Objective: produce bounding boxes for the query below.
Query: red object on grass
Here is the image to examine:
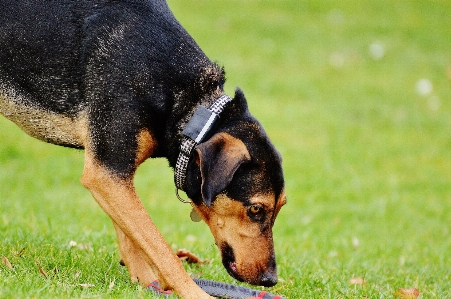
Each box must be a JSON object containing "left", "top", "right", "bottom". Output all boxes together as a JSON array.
[{"left": 148, "top": 280, "right": 173, "bottom": 296}]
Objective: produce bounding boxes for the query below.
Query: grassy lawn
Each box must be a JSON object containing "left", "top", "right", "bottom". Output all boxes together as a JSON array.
[{"left": 1, "top": 0, "right": 451, "bottom": 298}]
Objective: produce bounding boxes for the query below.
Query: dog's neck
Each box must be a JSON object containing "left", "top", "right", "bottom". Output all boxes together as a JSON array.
[{"left": 174, "top": 94, "right": 233, "bottom": 200}]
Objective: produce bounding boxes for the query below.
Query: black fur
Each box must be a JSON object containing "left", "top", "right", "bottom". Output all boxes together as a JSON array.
[
  {"left": 0, "top": 0, "right": 223, "bottom": 177},
  {"left": 0, "top": 0, "right": 285, "bottom": 210},
  {"left": 0, "top": 0, "right": 283, "bottom": 200},
  {"left": 185, "top": 89, "right": 285, "bottom": 208},
  {"left": 0, "top": 1, "right": 285, "bottom": 287}
]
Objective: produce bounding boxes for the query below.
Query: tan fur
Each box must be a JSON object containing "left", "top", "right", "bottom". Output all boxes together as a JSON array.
[
  {"left": 192, "top": 132, "right": 285, "bottom": 285},
  {"left": 114, "top": 128, "right": 159, "bottom": 286},
  {"left": 195, "top": 132, "right": 251, "bottom": 169},
  {"left": 275, "top": 191, "right": 287, "bottom": 219},
  {"left": 135, "top": 129, "right": 156, "bottom": 167},
  {"left": 0, "top": 89, "right": 88, "bottom": 147},
  {"left": 216, "top": 132, "right": 251, "bottom": 161},
  {"left": 113, "top": 222, "right": 158, "bottom": 285},
  {"left": 193, "top": 191, "right": 286, "bottom": 285},
  {"left": 80, "top": 150, "right": 212, "bottom": 298}
]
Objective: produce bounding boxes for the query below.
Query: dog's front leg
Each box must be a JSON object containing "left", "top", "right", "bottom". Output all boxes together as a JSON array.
[
  {"left": 113, "top": 222, "right": 157, "bottom": 286},
  {"left": 81, "top": 152, "right": 212, "bottom": 299}
]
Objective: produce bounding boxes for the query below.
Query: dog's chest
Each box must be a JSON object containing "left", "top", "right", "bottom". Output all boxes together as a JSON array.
[{"left": 0, "top": 85, "right": 87, "bottom": 148}]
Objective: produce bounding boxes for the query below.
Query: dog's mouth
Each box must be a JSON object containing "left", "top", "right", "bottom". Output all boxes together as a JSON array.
[
  {"left": 221, "top": 243, "right": 244, "bottom": 282},
  {"left": 220, "top": 242, "right": 279, "bottom": 287}
]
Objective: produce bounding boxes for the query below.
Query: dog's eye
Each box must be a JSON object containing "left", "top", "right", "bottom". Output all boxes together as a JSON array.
[
  {"left": 247, "top": 205, "right": 265, "bottom": 222},
  {"left": 249, "top": 205, "right": 261, "bottom": 214}
]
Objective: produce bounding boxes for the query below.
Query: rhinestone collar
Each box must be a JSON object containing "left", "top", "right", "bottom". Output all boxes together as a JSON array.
[{"left": 174, "top": 94, "right": 233, "bottom": 202}]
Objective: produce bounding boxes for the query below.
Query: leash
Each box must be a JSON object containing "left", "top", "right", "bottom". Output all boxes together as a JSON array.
[
  {"left": 192, "top": 278, "right": 286, "bottom": 299},
  {"left": 174, "top": 94, "right": 233, "bottom": 203},
  {"left": 148, "top": 279, "right": 286, "bottom": 299}
]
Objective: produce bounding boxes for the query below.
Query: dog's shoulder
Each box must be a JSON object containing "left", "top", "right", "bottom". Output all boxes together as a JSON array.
[{"left": 0, "top": 0, "right": 210, "bottom": 115}]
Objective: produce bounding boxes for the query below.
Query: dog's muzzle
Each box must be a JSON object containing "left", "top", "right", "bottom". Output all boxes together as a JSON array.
[{"left": 221, "top": 243, "right": 278, "bottom": 287}]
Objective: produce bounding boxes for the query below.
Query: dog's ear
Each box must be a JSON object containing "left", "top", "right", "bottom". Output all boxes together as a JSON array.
[
  {"left": 195, "top": 132, "right": 251, "bottom": 207},
  {"left": 233, "top": 87, "right": 249, "bottom": 112}
]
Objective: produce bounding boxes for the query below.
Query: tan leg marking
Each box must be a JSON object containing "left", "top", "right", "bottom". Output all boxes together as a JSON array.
[
  {"left": 112, "top": 129, "right": 159, "bottom": 286},
  {"left": 80, "top": 150, "right": 212, "bottom": 298},
  {"left": 135, "top": 129, "right": 156, "bottom": 167},
  {"left": 113, "top": 222, "right": 157, "bottom": 285}
]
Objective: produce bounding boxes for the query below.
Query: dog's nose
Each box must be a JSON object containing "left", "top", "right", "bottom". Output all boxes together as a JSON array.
[{"left": 259, "top": 270, "right": 278, "bottom": 287}]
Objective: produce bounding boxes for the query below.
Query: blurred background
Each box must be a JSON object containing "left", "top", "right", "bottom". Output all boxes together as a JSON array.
[{"left": 1, "top": 1, "right": 451, "bottom": 298}]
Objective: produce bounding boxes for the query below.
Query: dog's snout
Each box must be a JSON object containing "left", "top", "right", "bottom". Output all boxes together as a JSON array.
[{"left": 259, "top": 269, "right": 278, "bottom": 287}]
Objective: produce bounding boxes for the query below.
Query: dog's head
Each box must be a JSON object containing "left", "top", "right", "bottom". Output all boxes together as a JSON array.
[{"left": 186, "top": 89, "right": 286, "bottom": 286}]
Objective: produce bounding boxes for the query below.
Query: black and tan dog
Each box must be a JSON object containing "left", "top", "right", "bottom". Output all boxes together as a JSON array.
[{"left": 0, "top": 1, "right": 286, "bottom": 298}]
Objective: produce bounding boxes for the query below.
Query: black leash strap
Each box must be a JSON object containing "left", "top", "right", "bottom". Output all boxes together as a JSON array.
[{"left": 148, "top": 279, "right": 286, "bottom": 299}]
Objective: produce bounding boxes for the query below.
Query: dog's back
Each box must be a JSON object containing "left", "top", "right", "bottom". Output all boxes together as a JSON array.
[{"left": 0, "top": 0, "right": 215, "bottom": 150}]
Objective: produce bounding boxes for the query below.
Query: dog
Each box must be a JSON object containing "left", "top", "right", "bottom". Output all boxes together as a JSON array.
[{"left": 0, "top": 1, "right": 286, "bottom": 298}]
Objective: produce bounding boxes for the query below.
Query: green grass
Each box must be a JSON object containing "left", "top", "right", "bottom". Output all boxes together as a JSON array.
[{"left": 1, "top": 0, "right": 451, "bottom": 298}]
